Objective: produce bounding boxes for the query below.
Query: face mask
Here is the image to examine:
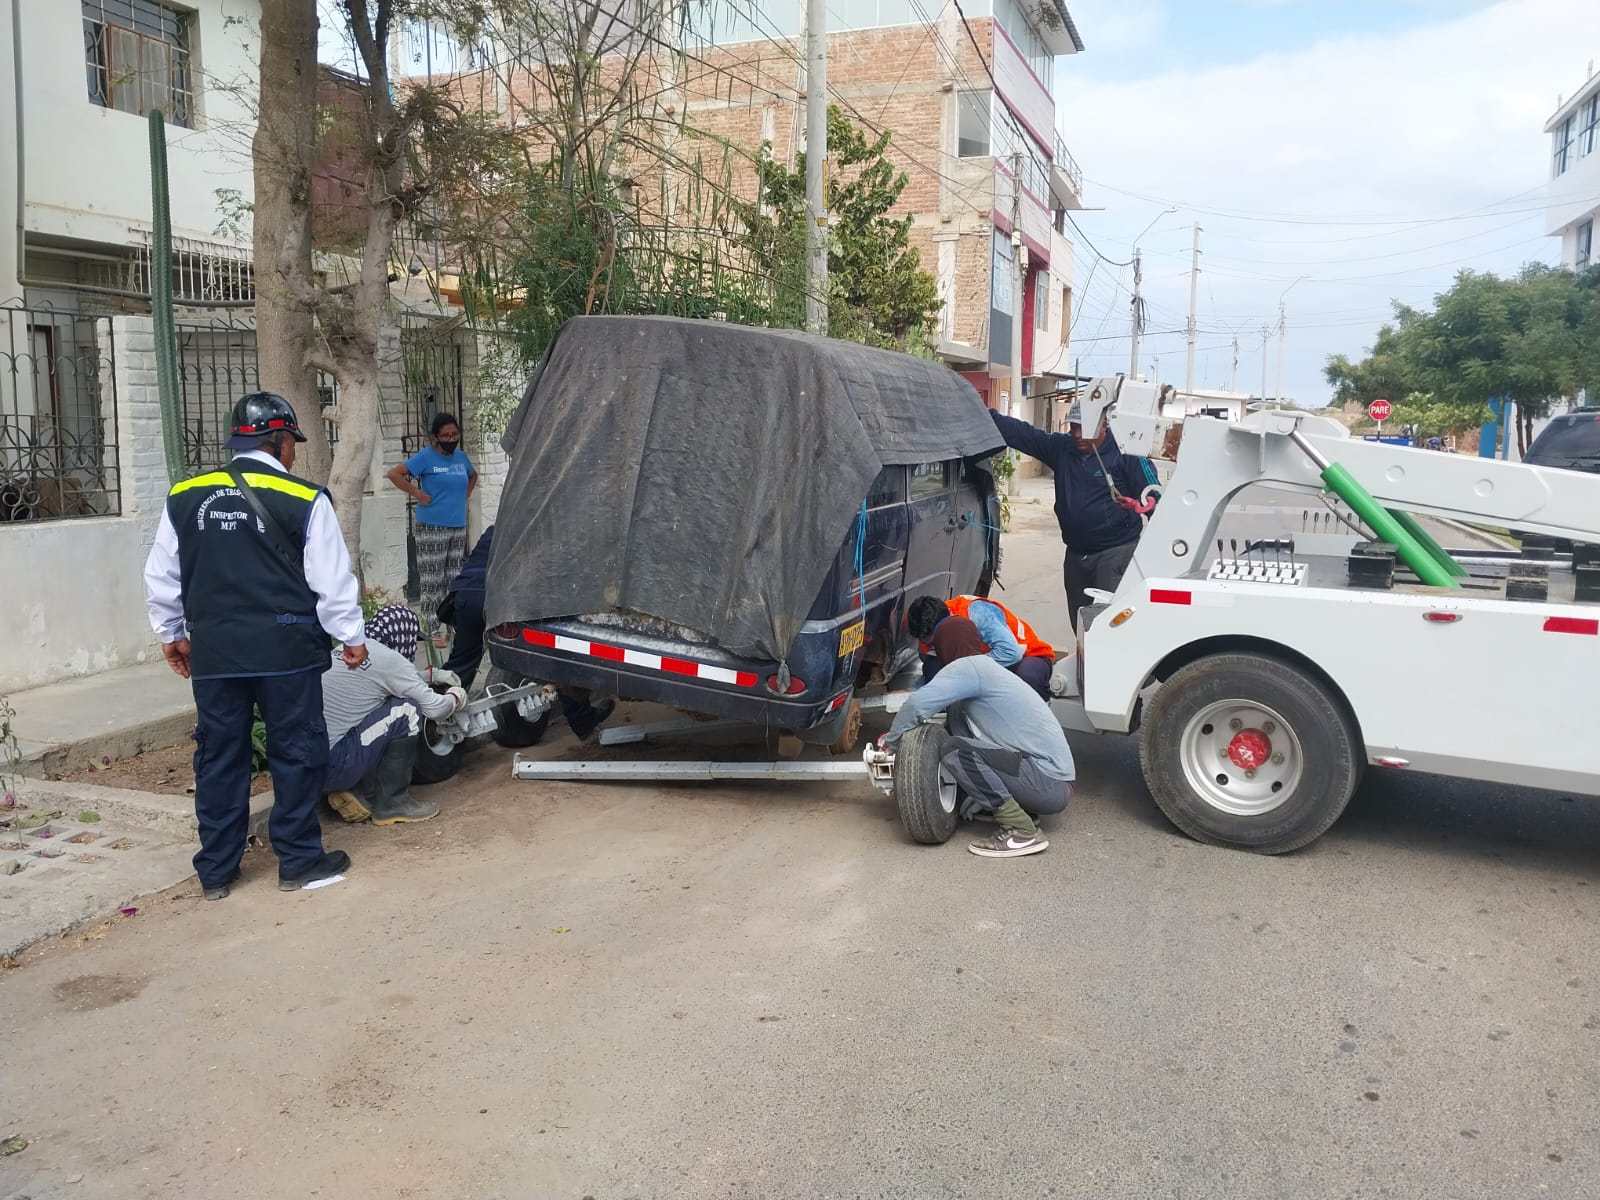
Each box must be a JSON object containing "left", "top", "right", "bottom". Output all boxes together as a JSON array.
[{"left": 437, "top": 438, "right": 459, "bottom": 455}]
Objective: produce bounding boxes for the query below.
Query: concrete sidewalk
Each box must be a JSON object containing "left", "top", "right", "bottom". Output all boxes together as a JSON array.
[{"left": 9, "top": 659, "right": 196, "bottom": 778}]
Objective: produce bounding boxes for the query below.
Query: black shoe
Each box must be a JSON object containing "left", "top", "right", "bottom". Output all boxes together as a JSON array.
[
  {"left": 566, "top": 697, "right": 616, "bottom": 742},
  {"left": 201, "top": 870, "right": 239, "bottom": 901},
  {"left": 278, "top": 851, "right": 352, "bottom": 892}
]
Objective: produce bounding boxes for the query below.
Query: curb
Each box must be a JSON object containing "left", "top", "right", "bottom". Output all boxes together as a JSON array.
[
  {"left": 18, "top": 710, "right": 197, "bottom": 781},
  {"left": 6, "top": 776, "right": 274, "bottom": 843}
]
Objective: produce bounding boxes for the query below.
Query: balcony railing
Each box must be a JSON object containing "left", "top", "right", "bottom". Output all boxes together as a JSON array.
[{"left": 1052, "top": 131, "right": 1084, "bottom": 197}]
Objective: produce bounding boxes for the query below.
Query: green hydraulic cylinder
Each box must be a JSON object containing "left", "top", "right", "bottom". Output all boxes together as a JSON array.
[
  {"left": 1288, "top": 429, "right": 1460, "bottom": 590},
  {"left": 1385, "top": 507, "right": 1469, "bottom": 579}
]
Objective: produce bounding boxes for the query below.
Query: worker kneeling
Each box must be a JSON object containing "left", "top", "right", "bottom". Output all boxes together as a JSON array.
[
  {"left": 884, "top": 616, "right": 1075, "bottom": 859},
  {"left": 323, "top": 605, "right": 466, "bottom": 825},
  {"left": 907, "top": 594, "right": 1055, "bottom": 699}
]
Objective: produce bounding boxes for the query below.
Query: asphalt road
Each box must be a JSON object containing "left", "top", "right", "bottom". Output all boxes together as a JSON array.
[{"left": 1, "top": 487, "right": 1594, "bottom": 1200}]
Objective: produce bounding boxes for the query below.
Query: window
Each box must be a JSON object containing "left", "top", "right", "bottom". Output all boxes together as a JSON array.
[
  {"left": 1578, "top": 220, "right": 1594, "bottom": 269},
  {"left": 1584, "top": 94, "right": 1600, "bottom": 157},
  {"left": 1554, "top": 114, "right": 1575, "bottom": 176},
  {"left": 83, "top": 0, "right": 194, "bottom": 128},
  {"left": 866, "top": 465, "right": 906, "bottom": 508},
  {"left": 995, "top": 0, "right": 1055, "bottom": 84},
  {"left": 957, "top": 90, "right": 991, "bottom": 158},
  {"left": 910, "top": 462, "right": 950, "bottom": 499},
  {"left": 1033, "top": 272, "right": 1050, "bottom": 331}
]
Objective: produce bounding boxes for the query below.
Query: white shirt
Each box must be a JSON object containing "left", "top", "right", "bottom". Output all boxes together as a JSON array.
[{"left": 143, "top": 449, "right": 367, "bottom": 647}]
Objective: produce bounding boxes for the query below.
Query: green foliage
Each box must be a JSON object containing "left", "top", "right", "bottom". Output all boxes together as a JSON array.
[
  {"left": 739, "top": 106, "right": 941, "bottom": 349},
  {"left": 250, "top": 710, "right": 268, "bottom": 777},
  {"left": 1325, "top": 264, "right": 1600, "bottom": 448},
  {"left": 0, "top": 693, "right": 19, "bottom": 791},
  {"left": 1381, "top": 392, "right": 1493, "bottom": 438},
  {"left": 360, "top": 586, "right": 398, "bottom": 622}
]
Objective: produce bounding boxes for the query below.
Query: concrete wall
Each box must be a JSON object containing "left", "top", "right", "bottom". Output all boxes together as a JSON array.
[
  {"left": 11, "top": 0, "right": 258, "bottom": 260},
  {"left": 0, "top": 1, "right": 17, "bottom": 300}
]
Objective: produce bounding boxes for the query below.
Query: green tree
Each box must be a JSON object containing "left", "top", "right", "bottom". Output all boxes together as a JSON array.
[
  {"left": 1325, "top": 264, "right": 1600, "bottom": 454},
  {"left": 738, "top": 106, "right": 940, "bottom": 349}
]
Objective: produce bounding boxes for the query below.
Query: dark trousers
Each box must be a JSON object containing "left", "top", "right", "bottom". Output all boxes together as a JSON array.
[
  {"left": 941, "top": 737, "right": 1074, "bottom": 819},
  {"left": 442, "top": 589, "right": 487, "bottom": 689},
  {"left": 1064, "top": 539, "right": 1139, "bottom": 627},
  {"left": 192, "top": 669, "right": 329, "bottom": 886},
  {"left": 324, "top": 697, "right": 421, "bottom": 793},
  {"left": 922, "top": 652, "right": 1052, "bottom": 700}
]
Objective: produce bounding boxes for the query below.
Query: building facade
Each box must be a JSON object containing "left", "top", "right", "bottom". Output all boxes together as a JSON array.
[
  {"left": 0, "top": 1, "right": 492, "bottom": 693},
  {"left": 1546, "top": 64, "right": 1600, "bottom": 270},
  {"left": 680, "top": 0, "right": 1086, "bottom": 436}
]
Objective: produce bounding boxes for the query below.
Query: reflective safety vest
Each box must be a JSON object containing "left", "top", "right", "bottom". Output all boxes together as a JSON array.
[{"left": 942, "top": 595, "right": 1055, "bottom": 661}]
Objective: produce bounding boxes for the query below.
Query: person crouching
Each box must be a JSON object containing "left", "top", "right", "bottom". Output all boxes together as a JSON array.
[
  {"left": 322, "top": 604, "right": 466, "bottom": 825},
  {"left": 883, "top": 616, "right": 1075, "bottom": 859}
]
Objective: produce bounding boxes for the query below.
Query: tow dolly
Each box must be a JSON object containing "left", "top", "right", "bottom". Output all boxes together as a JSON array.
[{"left": 504, "top": 376, "right": 1600, "bottom": 854}]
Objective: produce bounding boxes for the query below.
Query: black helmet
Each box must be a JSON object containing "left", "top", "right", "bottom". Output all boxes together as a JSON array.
[{"left": 226, "top": 391, "right": 307, "bottom": 450}]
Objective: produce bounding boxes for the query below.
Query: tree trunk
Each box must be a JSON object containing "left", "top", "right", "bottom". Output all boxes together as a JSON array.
[{"left": 251, "top": 0, "right": 328, "bottom": 482}]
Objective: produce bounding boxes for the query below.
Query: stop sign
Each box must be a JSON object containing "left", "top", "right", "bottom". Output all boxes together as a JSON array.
[{"left": 1368, "top": 398, "right": 1392, "bottom": 422}]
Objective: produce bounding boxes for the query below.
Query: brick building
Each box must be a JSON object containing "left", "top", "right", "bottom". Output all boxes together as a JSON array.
[{"left": 678, "top": 0, "right": 1087, "bottom": 428}]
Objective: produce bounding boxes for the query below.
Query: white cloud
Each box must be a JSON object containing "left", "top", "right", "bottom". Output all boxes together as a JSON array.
[{"left": 1057, "top": 0, "right": 1591, "bottom": 404}]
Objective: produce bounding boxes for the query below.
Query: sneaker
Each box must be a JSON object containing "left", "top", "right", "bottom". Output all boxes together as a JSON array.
[
  {"left": 327, "top": 790, "right": 372, "bottom": 823},
  {"left": 201, "top": 870, "right": 239, "bottom": 901},
  {"left": 968, "top": 827, "right": 1048, "bottom": 858},
  {"left": 278, "top": 850, "right": 352, "bottom": 892}
]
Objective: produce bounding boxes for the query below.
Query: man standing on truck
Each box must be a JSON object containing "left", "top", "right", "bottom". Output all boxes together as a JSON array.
[
  {"left": 990, "top": 401, "right": 1160, "bottom": 625},
  {"left": 883, "top": 617, "right": 1074, "bottom": 860},
  {"left": 906, "top": 595, "right": 1054, "bottom": 699}
]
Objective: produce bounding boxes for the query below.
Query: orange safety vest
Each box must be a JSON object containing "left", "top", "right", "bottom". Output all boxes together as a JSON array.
[{"left": 930, "top": 596, "right": 1055, "bottom": 661}]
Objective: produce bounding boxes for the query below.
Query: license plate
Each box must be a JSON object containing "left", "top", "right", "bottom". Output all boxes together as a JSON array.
[{"left": 837, "top": 620, "right": 865, "bottom": 658}]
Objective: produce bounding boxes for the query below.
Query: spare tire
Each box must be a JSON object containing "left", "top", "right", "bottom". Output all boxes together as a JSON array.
[{"left": 893, "top": 724, "right": 960, "bottom": 845}]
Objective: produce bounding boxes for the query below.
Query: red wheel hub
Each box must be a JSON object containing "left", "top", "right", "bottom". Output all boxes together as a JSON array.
[{"left": 1227, "top": 728, "right": 1272, "bottom": 770}]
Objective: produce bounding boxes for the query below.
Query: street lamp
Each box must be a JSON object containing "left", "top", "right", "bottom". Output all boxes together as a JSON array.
[
  {"left": 1129, "top": 206, "right": 1178, "bottom": 377},
  {"left": 1274, "top": 274, "right": 1310, "bottom": 403}
]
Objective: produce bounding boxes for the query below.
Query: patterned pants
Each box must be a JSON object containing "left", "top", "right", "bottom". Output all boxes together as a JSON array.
[{"left": 415, "top": 523, "right": 467, "bottom": 633}]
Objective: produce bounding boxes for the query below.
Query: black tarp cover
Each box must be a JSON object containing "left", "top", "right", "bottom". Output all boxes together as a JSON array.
[{"left": 488, "top": 316, "right": 1005, "bottom": 662}]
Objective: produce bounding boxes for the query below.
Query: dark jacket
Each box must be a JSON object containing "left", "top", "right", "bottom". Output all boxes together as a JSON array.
[
  {"left": 991, "top": 411, "right": 1158, "bottom": 554},
  {"left": 449, "top": 524, "right": 494, "bottom": 595}
]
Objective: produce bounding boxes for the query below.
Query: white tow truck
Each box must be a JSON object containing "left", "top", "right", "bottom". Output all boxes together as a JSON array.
[{"left": 507, "top": 375, "right": 1600, "bottom": 853}]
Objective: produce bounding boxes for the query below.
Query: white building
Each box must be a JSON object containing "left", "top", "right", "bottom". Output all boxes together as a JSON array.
[
  {"left": 1545, "top": 63, "right": 1600, "bottom": 269},
  {"left": 0, "top": 1, "right": 491, "bottom": 693}
]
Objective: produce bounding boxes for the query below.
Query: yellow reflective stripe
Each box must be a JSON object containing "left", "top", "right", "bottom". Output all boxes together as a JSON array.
[
  {"left": 168, "top": 471, "right": 319, "bottom": 502},
  {"left": 169, "top": 472, "right": 233, "bottom": 495},
  {"left": 241, "top": 473, "right": 319, "bottom": 502}
]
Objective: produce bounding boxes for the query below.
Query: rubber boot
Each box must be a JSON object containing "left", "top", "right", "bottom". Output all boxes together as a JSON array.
[{"left": 367, "top": 737, "right": 441, "bottom": 825}]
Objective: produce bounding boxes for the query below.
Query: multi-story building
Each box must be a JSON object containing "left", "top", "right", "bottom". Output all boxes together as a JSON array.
[
  {"left": 680, "top": 0, "right": 1086, "bottom": 434},
  {"left": 1546, "top": 63, "right": 1600, "bottom": 269}
]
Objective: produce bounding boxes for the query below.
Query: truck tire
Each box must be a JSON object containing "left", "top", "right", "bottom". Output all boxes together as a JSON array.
[
  {"left": 1139, "top": 653, "right": 1361, "bottom": 854},
  {"left": 894, "top": 724, "right": 961, "bottom": 845},
  {"left": 485, "top": 665, "right": 551, "bottom": 749}
]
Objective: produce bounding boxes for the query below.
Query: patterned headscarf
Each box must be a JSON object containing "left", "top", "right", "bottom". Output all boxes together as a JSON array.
[{"left": 366, "top": 604, "right": 420, "bottom": 660}]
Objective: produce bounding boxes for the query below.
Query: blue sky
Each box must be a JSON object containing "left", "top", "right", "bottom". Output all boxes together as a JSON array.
[{"left": 1053, "top": 0, "right": 1581, "bottom": 405}]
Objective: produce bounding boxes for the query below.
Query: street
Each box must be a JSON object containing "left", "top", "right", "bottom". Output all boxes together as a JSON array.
[{"left": 2, "top": 489, "right": 1596, "bottom": 1200}]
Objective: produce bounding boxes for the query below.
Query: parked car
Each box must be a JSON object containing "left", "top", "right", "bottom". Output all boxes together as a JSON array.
[
  {"left": 482, "top": 316, "right": 1006, "bottom": 749},
  {"left": 1524, "top": 408, "right": 1600, "bottom": 474}
]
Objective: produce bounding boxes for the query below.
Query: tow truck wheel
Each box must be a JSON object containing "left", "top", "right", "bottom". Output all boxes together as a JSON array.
[
  {"left": 485, "top": 666, "right": 551, "bottom": 749},
  {"left": 413, "top": 720, "right": 463, "bottom": 784},
  {"left": 1140, "top": 653, "right": 1360, "bottom": 854},
  {"left": 894, "top": 724, "right": 961, "bottom": 845}
]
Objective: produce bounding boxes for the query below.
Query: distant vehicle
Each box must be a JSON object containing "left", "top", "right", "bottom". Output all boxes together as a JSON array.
[
  {"left": 483, "top": 316, "right": 1005, "bottom": 750},
  {"left": 1524, "top": 408, "right": 1600, "bottom": 475}
]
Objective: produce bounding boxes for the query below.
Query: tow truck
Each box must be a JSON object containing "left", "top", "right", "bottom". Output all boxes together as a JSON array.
[{"left": 495, "top": 375, "right": 1600, "bottom": 853}]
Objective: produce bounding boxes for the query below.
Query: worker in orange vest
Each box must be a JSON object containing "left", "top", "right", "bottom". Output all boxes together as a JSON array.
[{"left": 907, "top": 594, "right": 1055, "bottom": 699}]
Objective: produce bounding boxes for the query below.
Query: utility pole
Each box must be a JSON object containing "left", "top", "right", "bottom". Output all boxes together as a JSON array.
[
  {"left": 1183, "top": 224, "right": 1201, "bottom": 392},
  {"left": 1229, "top": 336, "right": 1239, "bottom": 393},
  {"left": 1128, "top": 249, "right": 1143, "bottom": 378},
  {"left": 1007, "top": 151, "right": 1025, "bottom": 498},
  {"left": 804, "top": 0, "right": 828, "bottom": 335},
  {"left": 1260, "top": 324, "right": 1270, "bottom": 401},
  {"left": 1275, "top": 300, "right": 1287, "bottom": 403}
]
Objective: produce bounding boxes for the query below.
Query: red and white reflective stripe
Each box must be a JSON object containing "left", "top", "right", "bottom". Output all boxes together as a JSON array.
[
  {"left": 1150, "top": 588, "right": 1192, "bottom": 606},
  {"left": 1544, "top": 616, "right": 1599, "bottom": 636},
  {"left": 521, "top": 627, "right": 759, "bottom": 687}
]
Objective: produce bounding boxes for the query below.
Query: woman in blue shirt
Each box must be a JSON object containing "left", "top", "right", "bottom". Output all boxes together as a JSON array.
[{"left": 387, "top": 412, "right": 477, "bottom": 637}]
